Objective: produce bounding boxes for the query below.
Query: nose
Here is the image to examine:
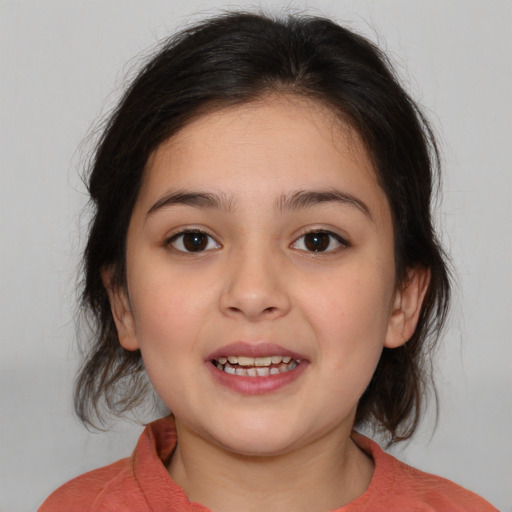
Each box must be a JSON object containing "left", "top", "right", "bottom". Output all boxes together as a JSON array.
[{"left": 219, "top": 245, "right": 291, "bottom": 321}]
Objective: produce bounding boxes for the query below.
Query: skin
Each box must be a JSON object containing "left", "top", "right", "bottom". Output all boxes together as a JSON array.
[{"left": 105, "top": 95, "right": 429, "bottom": 511}]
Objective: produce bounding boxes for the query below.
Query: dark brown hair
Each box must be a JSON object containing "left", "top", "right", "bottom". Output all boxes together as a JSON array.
[{"left": 75, "top": 11, "right": 450, "bottom": 442}]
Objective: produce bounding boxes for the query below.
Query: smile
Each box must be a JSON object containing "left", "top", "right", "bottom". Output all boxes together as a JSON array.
[
  {"left": 212, "top": 355, "right": 300, "bottom": 376},
  {"left": 206, "top": 343, "right": 307, "bottom": 394}
]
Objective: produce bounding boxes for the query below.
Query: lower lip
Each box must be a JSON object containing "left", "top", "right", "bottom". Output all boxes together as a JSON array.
[{"left": 206, "top": 361, "right": 307, "bottom": 395}]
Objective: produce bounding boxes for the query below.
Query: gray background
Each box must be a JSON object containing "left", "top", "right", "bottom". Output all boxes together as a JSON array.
[{"left": 1, "top": 1, "right": 511, "bottom": 511}]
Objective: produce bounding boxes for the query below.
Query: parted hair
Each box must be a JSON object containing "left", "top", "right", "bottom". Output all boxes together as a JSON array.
[{"left": 75, "top": 11, "right": 451, "bottom": 443}]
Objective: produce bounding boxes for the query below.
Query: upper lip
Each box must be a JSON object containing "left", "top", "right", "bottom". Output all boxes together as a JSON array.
[{"left": 206, "top": 342, "right": 307, "bottom": 362}]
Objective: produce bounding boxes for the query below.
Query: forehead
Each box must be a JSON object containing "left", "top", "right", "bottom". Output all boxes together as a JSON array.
[{"left": 139, "top": 95, "right": 389, "bottom": 221}]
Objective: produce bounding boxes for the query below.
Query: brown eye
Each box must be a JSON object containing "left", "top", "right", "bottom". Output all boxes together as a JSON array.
[
  {"left": 303, "top": 232, "right": 330, "bottom": 252},
  {"left": 183, "top": 233, "right": 208, "bottom": 251},
  {"left": 168, "top": 231, "right": 220, "bottom": 253},
  {"left": 291, "top": 231, "right": 347, "bottom": 253}
]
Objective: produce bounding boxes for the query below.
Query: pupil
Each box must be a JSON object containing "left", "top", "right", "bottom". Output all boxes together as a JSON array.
[
  {"left": 305, "top": 233, "right": 329, "bottom": 252},
  {"left": 183, "top": 233, "right": 207, "bottom": 252}
]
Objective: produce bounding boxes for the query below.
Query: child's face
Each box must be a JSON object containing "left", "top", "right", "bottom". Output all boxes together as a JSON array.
[{"left": 107, "top": 95, "right": 423, "bottom": 456}]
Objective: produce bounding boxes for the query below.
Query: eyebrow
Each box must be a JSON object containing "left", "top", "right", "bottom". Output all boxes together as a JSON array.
[
  {"left": 147, "top": 188, "right": 373, "bottom": 221},
  {"left": 275, "top": 189, "right": 373, "bottom": 221},
  {"left": 147, "top": 190, "right": 234, "bottom": 215}
]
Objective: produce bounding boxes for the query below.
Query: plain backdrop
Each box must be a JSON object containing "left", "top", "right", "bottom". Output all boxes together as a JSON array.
[{"left": 1, "top": 1, "right": 511, "bottom": 511}]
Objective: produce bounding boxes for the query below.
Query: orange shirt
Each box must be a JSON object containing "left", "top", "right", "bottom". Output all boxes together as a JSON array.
[{"left": 39, "top": 417, "right": 498, "bottom": 511}]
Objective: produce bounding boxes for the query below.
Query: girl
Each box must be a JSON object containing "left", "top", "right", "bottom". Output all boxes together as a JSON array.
[{"left": 39, "top": 11, "right": 498, "bottom": 511}]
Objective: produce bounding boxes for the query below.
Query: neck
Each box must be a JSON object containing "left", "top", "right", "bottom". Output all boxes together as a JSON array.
[{"left": 168, "top": 421, "right": 373, "bottom": 512}]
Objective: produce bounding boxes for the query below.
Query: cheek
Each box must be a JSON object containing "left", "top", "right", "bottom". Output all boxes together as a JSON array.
[
  {"left": 312, "top": 277, "right": 392, "bottom": 333},
  {"left": 128, "top": 268, "right": 212, "bottom": 358},
  {"left": 303, "top": 263, "right": 394, "bottom": 366},
  {"left": 130, "top": 251, "right": 216, "bottom": 322},
  {"left": 305, "top": 275, "right": 390, "bottom": 413},
  {"left": 128, "top": 274, "right": 210, "bottom": 408}
]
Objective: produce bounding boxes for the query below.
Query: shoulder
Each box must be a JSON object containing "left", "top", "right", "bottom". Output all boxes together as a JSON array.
[
  {"left": 387, "top": 458, "right": 499, "bottom": 511},
  {"left": 349, "top": 432, "right": 499, "bottom": 512},
  {"left": 38, "top": 417, "right": 187, "bottom": 512},
  {"left": 37, "top": 457, "right": 145, "bottom": 512}
]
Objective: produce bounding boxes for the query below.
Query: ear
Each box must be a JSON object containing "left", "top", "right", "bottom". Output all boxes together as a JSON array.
[
  {"left": 101, "top": 267, "right": 140, "bottom": 351},
  {"left": 385, "top": 266, "right": 430, "bottom": 349}
]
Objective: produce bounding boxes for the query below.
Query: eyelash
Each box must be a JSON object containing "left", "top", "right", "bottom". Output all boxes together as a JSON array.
[
  {"left": 166, "top": 229, "right": 220, "bottom": 253},
  {"left": 166, "top": 228, "right": 349, "bottom": 254},
  {"left": 291, "top": 230, "right": 349, "bottom": 253}
]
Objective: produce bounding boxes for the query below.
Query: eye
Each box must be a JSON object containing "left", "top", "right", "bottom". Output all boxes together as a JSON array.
[
  {"left": 291, "top": 230, "right": 347, "bottom": 253},
  {"left": 167, "top": 230, "right": 220, "bottom": 253}
]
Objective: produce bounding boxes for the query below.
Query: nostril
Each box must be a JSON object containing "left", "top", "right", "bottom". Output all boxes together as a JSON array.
[{"left": 225, "top": 305, "right": 279, "bottom": 318}]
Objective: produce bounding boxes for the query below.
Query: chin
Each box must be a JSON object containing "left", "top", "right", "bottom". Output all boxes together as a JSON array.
[
  {"left": 205, "top": 420, "right": 303, "bottom": 458},
  {"left": 219, "top": 435, "right": 298, "bottom": 458}
]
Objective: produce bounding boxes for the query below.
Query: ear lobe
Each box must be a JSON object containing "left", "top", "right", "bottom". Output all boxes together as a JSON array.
[
  {"left": 385, "top": 266, "right": 430, "bottom": 349},
  {"left": 101, "top": 267, "right": 140, "bottom": 351}
]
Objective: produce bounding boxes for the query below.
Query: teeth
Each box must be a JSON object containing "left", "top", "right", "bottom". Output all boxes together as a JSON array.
[
  {"left": 237, "top": 356, "right": 254, "bottom": 366},
  {"left": 219, "top": 355, "right": 293, "bottom": 366},
  {"left": 254, "top": 357, "right": 272, "bottom": 366},
  {"left": 215, "top": 358, "right": 300, "bottom": 377},
  {"left": 278, "top": 362, "right": 290, "bottom": 373}
]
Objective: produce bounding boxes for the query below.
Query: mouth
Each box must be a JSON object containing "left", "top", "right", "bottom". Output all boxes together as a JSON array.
[
  {"left": 211, "top": 355, "right": 300, "bottom": 377},
  {"left": 206, "top": 343, "right": 307, "bottom": 394}
]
